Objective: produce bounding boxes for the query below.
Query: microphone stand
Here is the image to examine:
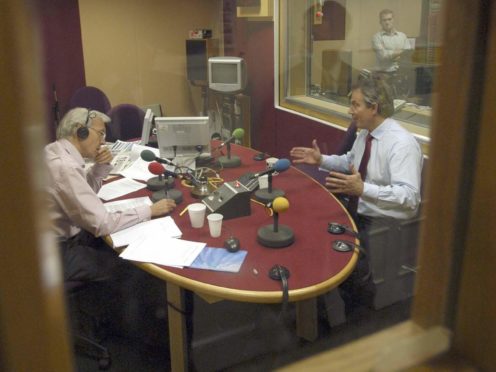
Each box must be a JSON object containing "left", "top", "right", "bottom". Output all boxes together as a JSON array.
[
  {"left": 147, "top": 173, "right": 174, "bottom": 191},
  {"left": 254, "top": 173, "right": 285, "bottom": 204},
  {"left": 150, "top": 173, "right": 183, "bottom": 204},
  {"left": 257, "top": 211, "right": 295, "bottom": 248},
  {"left": 218, "top": 141, "right": 241, "bottom": 168}
]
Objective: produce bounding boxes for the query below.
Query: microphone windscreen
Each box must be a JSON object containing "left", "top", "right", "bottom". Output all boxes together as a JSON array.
[
  {"left": 232, "top": 128, "right": 245, "bottom": 140},
  {"left": 272, "top": 197, "right": 289, "bottom": 213},
  {"left": 140, "top": 149, "right": 156, "bottom": 162},
  {"left": 148, "top": 162, "right": 165, "bottom": 175},
  {"left": 273, "top": 158, "right": 291, "bottom": 172}
]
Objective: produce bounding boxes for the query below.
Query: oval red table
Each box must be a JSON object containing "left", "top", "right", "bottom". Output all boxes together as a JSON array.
[{"left": 109, "top": 143, "right": 359, "bottom": 371}]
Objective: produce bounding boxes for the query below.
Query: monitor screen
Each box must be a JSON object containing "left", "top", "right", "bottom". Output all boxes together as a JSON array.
[
  {"left": 140, "top": 108, "right": 154, "bottom": 145},
  {"left": 212, "top": 63, "right": 238, "bottom": 84},
  {"left": 208, "top": 56, "right": 246, "bottom": 93},
  {"left": 155, "top": 116, "right": 210, "bottom": 159}
]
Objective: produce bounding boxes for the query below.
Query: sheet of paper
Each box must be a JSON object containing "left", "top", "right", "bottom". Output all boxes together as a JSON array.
[
  {"left": 119, "top": 145, "right": 160, "bottom": 181},
  {"left": 97, "top": 178, "right": 146, "bottom": 201},
  {"left": 104, "top": 196, "right": 152, "bottom": 213},
  {"left": 120, "top": 236, "right": 205, "bottom": 268},
  {"left": 110, "top": 216, "right": 182, "bottom": 248},
  {"left": 189, "top": 247, "right": 248, "bottom": 273}
]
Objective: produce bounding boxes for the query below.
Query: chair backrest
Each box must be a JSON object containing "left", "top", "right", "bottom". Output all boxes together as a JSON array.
[
  {"left": 68, "top": 86, "right": 111, "bottom": 114},
  {"left": 106, "top": 104, "right": 145, "bottom": 142}
]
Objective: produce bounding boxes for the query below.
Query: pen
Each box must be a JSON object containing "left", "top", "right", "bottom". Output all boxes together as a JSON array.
[{"left": 179, "top": 205, "right": 189, "bottom": 217}]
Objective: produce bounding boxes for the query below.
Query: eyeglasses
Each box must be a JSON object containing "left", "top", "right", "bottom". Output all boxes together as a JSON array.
[{"left": 89, "top": 127, "right": 106, "bottom": 140}]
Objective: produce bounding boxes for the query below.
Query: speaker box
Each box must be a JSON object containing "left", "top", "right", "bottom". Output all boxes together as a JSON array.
[{"left": 186, "top": 39, "right": 219, "bottom": 82}]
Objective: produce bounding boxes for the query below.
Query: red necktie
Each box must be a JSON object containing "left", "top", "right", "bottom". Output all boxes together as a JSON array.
[{"left": 348, "top": 133, "right": 373, "bottom": 216}]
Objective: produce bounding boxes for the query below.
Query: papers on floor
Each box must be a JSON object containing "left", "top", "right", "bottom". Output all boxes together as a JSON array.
[
  {"left": 190, "top": 247, "right": 247, "bottom": 273},
  {"left": 120, "top": 236, "right": 205, "bottom": 268},
  {"left": 97, "top": 178, "right": 146, "bottom": 201},
  {"left": 104, "top": 196, "right": 152, "bottom": 213},
  {"left": 110, "top": 216, "right": 182, "bottom": 248}
]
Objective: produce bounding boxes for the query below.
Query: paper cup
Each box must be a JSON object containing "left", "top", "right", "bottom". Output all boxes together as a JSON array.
[
  {"left": 266, "top": 157, "right": 279, "bottom": 175},
  {"left": 207, "top": 213, "right": 223, "bottom": 238},
  {"left": 258, "top": 174, "right": 269, "bottom": 189},
  {"left": 188, "top": 203, "right": 206, "bottom": 228},
  {"left": 266, "top": 157, "right": 279, "bottom": 170}
]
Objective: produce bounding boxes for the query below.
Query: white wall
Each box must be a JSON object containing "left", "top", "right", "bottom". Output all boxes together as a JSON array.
[{"left": 79, "top": 0, "right": 223, "bottom": 116}]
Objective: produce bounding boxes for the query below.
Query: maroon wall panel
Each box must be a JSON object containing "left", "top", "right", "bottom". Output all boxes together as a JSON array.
[
  {"left": 223, "top": 0, "right": 347, "bottom": 158},
  {"left": 38, "top": 0, "right": 85, "bottom": 140},
  {"left": 274, "top": 110, "right": 345, "bottom": 159}
]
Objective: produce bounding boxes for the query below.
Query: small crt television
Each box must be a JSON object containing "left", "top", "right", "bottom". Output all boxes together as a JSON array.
[
  {"left": 155, "top": 116, "right": 210, "bottom": 159},
  {"left": 208, "top": 56, "right": 247, "bottom": 93}
]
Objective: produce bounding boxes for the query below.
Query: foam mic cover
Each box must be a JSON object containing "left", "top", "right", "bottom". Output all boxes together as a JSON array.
[
  {"left": 232, "top": 128, "right": 245, "bottom": 140},
  {"left": 148, "top": 162, "right": 165, "bottom": 175},
  {"left": 273, "top": 158, "right": 291, "bottom": 173},
  {"left": 140, "top": 149, "right": 157, "bottom": 162},
  {"left": 272, "top": 197, "right": 289, "bottom": 214}
]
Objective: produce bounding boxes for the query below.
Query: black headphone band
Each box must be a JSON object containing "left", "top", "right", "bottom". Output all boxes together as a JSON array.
[{"left": 76, "top": 109, "right": 92, "bottom": 140}]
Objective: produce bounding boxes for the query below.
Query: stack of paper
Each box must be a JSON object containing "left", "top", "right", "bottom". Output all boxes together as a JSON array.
[
  {"left": 97, "top": 178, "right": 147, "bottom": 201},
  {"left": 110, "top": 216, "right": 182, "bottom": 248},
  {"left": 104, "top": 196, "right": 152, "bottom": 213},
  {"left": 120, "top": 236, "right": 205, "bottom": 268}
]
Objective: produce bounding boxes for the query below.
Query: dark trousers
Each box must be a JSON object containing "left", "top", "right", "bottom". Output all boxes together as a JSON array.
[
  {"left": 338, "top": 214, "right": 377, "bottom": 314},
  {"left": 60, "top": 230, "right": 169, "bottom": 346}
]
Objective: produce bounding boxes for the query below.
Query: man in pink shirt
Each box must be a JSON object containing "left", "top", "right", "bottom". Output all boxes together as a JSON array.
[{"left": 45, "top": 107, "right": 176, "bottom": 282}]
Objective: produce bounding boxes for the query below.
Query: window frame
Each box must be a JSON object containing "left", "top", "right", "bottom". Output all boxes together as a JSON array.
[{"left": 275, "top": 0, "right": 434, "bottom": 149}]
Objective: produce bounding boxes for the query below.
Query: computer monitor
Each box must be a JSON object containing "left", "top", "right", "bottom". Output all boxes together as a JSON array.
[
  {"left": 140, "top": 108, "right": 154, "bottom": 146},
  {"left": 155, "top": 116, "right": 211, "bottom": 158},
  {"left": 208, "top": 57, "right": 247, "bottom": 93}
]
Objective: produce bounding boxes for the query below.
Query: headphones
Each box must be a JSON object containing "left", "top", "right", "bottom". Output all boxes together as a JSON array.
[{"left": 76, "top": 109, "right": 92, "bottom": 140}]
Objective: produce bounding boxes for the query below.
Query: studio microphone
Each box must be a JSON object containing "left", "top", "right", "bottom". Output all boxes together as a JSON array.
[
  {"left": 270, "top": 197, "right": 290, "bottom": 233},
  {"left": 257, "top": 196, "right": 294, "bottom": 248},
  {"left": 250, "top": 158, "right": 291, "bottom": 179},
  {"left": 216, "top": 128, "right": 245, "bottom": 150},
  {"left": 148, "top": 162, "right": 178, "bottom": 179},
  {"left": 147, "top": 162, "right": 184, "bottom": 204},
  {"left": 140, "top": 149, "right": 174, "bottom": 165},
  {"left": 216, "top": 128, "right": 245, "bottom": 168}
]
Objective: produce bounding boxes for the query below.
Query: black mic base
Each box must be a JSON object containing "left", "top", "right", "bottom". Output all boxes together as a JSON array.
[
  {"left": 254, "top": 188, "right": 285, "bottom": 204},
  {"left": 147, "top": 177, "right": 175, "bottom": 191},
  {"left": 257, "top": 224, "right": 295, "bottom": 248},
  {"left": 218, "top": 155, "right": 241, "bottom": 168},
  {"left": 151, "top": 189, "right": 183, "bottom": 204}
]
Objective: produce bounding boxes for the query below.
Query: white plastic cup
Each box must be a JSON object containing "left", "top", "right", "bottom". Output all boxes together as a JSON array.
[
  {"left": 207, "top": 213, "right": 223, "bottom": 238},
  {"left": 266, "top": 157, "right": 278, "bottom": 170},
  {"left": 258, "top": 174, "right": 269, "bottom": 189},
  {"left": 188, "top": 203, "right": 207, "bottom": 228},
  {"left": 266, "top": 157, "right": 279, "bottom": 175}
]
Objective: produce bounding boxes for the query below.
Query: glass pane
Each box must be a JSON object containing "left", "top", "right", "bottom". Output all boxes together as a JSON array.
[{"left": 281, "top": 0, "right": 444, "bottom": 137}]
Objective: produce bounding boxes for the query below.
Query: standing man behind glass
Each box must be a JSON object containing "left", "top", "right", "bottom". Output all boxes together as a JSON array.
[{"left": 372, "top": 9, "right": 411, "bottom": 73}]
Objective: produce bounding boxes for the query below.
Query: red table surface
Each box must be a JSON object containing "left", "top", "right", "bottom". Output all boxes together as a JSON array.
[{"left": 109, "top": 143, "right": 358, "bottom": 300}]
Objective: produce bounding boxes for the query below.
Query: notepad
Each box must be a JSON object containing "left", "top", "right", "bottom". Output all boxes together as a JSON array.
[{"left": 189, "top": 247, "right": 247, "bottom": 273}]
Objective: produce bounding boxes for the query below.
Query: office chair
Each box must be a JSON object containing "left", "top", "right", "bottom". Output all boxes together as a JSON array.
[
  {"left": 106, "top": 103, "right": 145, "bottom": 142},
  {"left": 68, "top": 86, "right": 112, "bottom": 114},
  {"left": 66, "top": 281, "right": 111, "bottom": 370}
]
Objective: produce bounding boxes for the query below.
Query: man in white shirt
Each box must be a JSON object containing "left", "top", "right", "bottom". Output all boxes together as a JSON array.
[
  {"left": 372, "top": 9, "right": 411, "bottom": 73},
  {"left": 290, "top": 75, "right": 422, "bottom": 313},
  {"left": 45, "top": 107, "right": 176, "bottom": 282}
]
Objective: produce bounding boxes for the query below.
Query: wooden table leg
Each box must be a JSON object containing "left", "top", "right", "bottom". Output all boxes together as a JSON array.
[
  {"left": 296, "top": 297, "right": 318, "bottom": 341},
  {"left": 167, "top": 282, "right": 188, "bottom": 372}
]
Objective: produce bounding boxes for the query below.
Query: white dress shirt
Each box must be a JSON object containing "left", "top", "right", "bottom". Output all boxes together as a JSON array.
[
  {"left": 372, "top": 29, "right": 410, "bottom": 72},
  {"left": 45, "top": 139, "right": 151, "bottom": 239},
  {"left": 320, "top": 118, "right": 423, "bottom": 220}
]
